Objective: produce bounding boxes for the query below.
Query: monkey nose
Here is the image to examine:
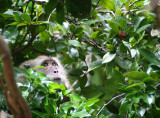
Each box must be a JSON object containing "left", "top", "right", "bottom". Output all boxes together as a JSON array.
[{"left": 54, "top": 71, "right": 58, "bottom": 73}]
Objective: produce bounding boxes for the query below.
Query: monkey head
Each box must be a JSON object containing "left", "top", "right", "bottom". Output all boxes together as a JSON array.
[{"left": 19, "top": 56, "right": 70, "bottom": 89}]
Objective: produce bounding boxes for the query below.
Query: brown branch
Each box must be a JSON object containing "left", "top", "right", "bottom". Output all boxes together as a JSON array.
[
  {"left": 97, "top": 11, "right": 115, "bottom": 16},
  {"left": 0, "top": 36, "right": 31, "bottom": 118},
  {"left": 84, "top": 37, "right": 108, "bottom": 52},
  {"left": 150, "top": 0, "right": 160, "bottom": 28},
  {"left": 12, "top": 33, "right": 36, "bottom": 55}
]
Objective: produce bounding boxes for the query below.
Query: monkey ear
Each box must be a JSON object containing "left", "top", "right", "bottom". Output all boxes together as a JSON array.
[{"left": 23, "top": 64, "right": 31, "bottom": 69}]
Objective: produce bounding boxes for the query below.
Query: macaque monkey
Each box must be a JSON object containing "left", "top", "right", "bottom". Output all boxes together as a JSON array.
[{"left": 19, "top": 56, "right": 71, "bottom": 89}]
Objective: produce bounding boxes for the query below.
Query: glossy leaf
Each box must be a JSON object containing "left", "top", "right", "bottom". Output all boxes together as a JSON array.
[
  {"left": 88, "top": 59, "right": 103, "bottom": 71},
  {"left": 68, "top": 40, "right": 82, "bottom": 47},
  {"left": 100, "top": 0, "right": 116, "bottom": 11},
  {"left": 39, "top": 31, "right": 50, "bottom": 44},
  {"left": 69, "top": 94, "right": 82, "bottom": 102},
  {"left": 85, "top": 98, "right": 99, "bottom": 107},
  {"left": 139, "top": 48, "right": 160, "bottom": 65},
  {"left": 20, "top": 13, "right": 31, "bottom": 24},
  {"left": 107, "top": 20, "right": 119, "bottom": 34},
  {"left": 125, "top": 71, "right": 149, "bottom": 81},
  {"left": 119, "top": 102, "right": 131, "bottom": 115},
  {"left": 102, "top": 52, "right": 116, "bottom": 64}
]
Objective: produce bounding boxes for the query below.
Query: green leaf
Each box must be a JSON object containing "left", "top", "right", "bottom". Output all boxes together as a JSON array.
[
  {"left": 72, "top": 109, "right": 89, "bottom": 117},
  {"left": 49, "top": 23, "right": 54, "bottom": 36},
  {"left": 143, "top": 77, "right": 153, "bottom": 85},
  {"left": 145, "top": 86, "right": 156, "bottom": 94},
  {"left": 125, "top": 0, "right": 130, "bottom": 9},
  {"left": 90, "top": 31, "right": 99, "bottom": 39},
  {"left": 39, "top": 31, "right": 50, "bottom": 44},
  {"left": 14, "top": 13, "right": 22, "bottom": 22},
  {"left": 119, "top": 102, "right": 131, "bottom": 115},
  {"left": 69, "top": 47, "right": 79, "bottom": 60},
  {"left": 20, "top": 13, "right": 31, "bottom": 24},
  {"left": 69, "top": 69, "right": 83, "bottom": 76},
  {"left": 81, "top": 86, "right": 103, "bottom": 99},
  {"left": 88, "top": 59, "right": 103, "bottom": 71},
  {"left": 139, "top": 48, "right": 160, "bottom": 65},
  {"left": 125, "top": 71, "right": 149, "bottom": 81},
  {"left": 107, "top": 20, "right": 119, "bottom": 34},
  {"left": 43, "top": 0, "right": 57, "bottom": 15},
  {"left": 57, "top": 24, "right": 67, "bottom": 34},
  {"left": 129, "top": 62, "right": 139, "bottom": 71},
  {"left": 85, "top": 98, "right": 99, "bottom": 108},
  {"left": 143, "top": 94, "right": 155, "bottom": 105},
  {"left": 136, "top": 24, "right": 151, "bottom": 33},
  {"left": 115, "top": 56, "right": 132, "bottom": 69},
  {"left": 125, "top": 82, "right": 143, "bottom": 91},
  {"left": 60, "top": 102, "right": 73, "bottom": 111},
  {"left": 36, "top": 24, "right": 47, "bottom": 33},
  {"left": 74, "top": 27, "right": 83, "bottom": 37},
  {"left": 66, "top": 0, "right": 91, "bottom": 18},
  {"left": 102, "top": 52, "right": 116, "bottom": 64},
  {"left": 68, "top": 40, "right": 82, "bottom": 47},
  {"left": 56, "top": 3, "right": 64, "bottom": 24},
  {"left": 100, "top": 0, "right": 116, "bottom": 11},
  {"left": 115, "top": 15, "right": 127, "bottom": 30},
  {"left": 133, "top": 17, "right": 145, "bottom": 31},
  {"left": 107, "top": 44, "right": 115, "bottom": 51},
  {"left": 49, "top": 83, "right": 61, "bottom": 91},
  {"left": 69, "top": 94, "right": 82, "bottom": 102},
  {"left": 112, "top": 69, "right": 125, "bottom": 83},
  {"left": 137, "top": 108, "right": 146, "bottom": 117},
  {"left": 45, "top": 104, "right": 54, "bottom": 114}
]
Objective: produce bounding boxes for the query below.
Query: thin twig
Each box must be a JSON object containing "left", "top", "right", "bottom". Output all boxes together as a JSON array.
[
  {"left": 48, "top": 8, "right": 56, "bottom": 24},
  {"left": 91, "top": 0, "right": 101, "bottom": 13},
  {"left": 97, "top": 11, "right": 115, "bottom": 16},
  {"left": 96, "top": 93, "right": 125, "bottom": 116}
]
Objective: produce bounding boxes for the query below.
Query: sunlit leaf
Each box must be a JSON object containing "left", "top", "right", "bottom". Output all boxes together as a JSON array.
[
  {"left": 107, "top": 20, "right": 119, "bottom": 34},
  {"left": 102, "top": 52, "right": 116, "bottom": 64},
  {"left": 39, "top": 31, "right": 50, "bottom": 44},
  {"left": 68, "top": 40, "right": 82, "bottom": 47},
  {"left": 100, "top": 0, "right": 116, "bottom": 11},
  {"left": 69, "top": 94, "right": 82, "bottom": 102}
]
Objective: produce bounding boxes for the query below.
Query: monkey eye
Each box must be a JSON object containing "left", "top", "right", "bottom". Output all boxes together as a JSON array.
[
  {"left": 52, "top": 62, "right": 57, "bottom": 66},
  {"left": 42, "top": 62, "right": 48, "bottom": 66},
  {"left": 23, "top": 64, "right": 31, "bottom": 69}
]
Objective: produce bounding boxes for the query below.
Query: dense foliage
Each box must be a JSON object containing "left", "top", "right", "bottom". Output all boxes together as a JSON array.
[{"left": 0, "top": 0, "right": 160, "bottom": 117}]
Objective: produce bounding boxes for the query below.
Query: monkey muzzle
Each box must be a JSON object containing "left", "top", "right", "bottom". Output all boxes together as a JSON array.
[{"left": 52, "top": 78, "right": 61, "bottom": 84}]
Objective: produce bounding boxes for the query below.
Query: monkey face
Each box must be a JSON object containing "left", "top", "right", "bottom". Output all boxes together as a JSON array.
[
  {"left": 20, "top": 56, "right": 70, "bottom": 89},
  {"left": 36, "top": 58, "right": 62, "bottom": 84}
]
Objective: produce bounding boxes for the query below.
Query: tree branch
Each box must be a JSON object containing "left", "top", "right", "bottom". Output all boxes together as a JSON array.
[
  {"left": 12, "top": 33, "right": 36, "bottom": 55},
  {"left": 96, "top": 93, "right": 125, "bottom": 116},
  {"left": 0, "top": 36, "right": 31, "bottom": 118}
]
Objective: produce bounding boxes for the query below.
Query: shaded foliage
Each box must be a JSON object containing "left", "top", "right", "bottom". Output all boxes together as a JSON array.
[{"left": 0, "top": 0, "right": 160, "bottom": 117}]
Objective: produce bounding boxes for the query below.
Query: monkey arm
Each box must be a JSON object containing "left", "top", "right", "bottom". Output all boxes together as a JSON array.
[{"left": 0, "top": 36, "right": 31, "bottom": 118}]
